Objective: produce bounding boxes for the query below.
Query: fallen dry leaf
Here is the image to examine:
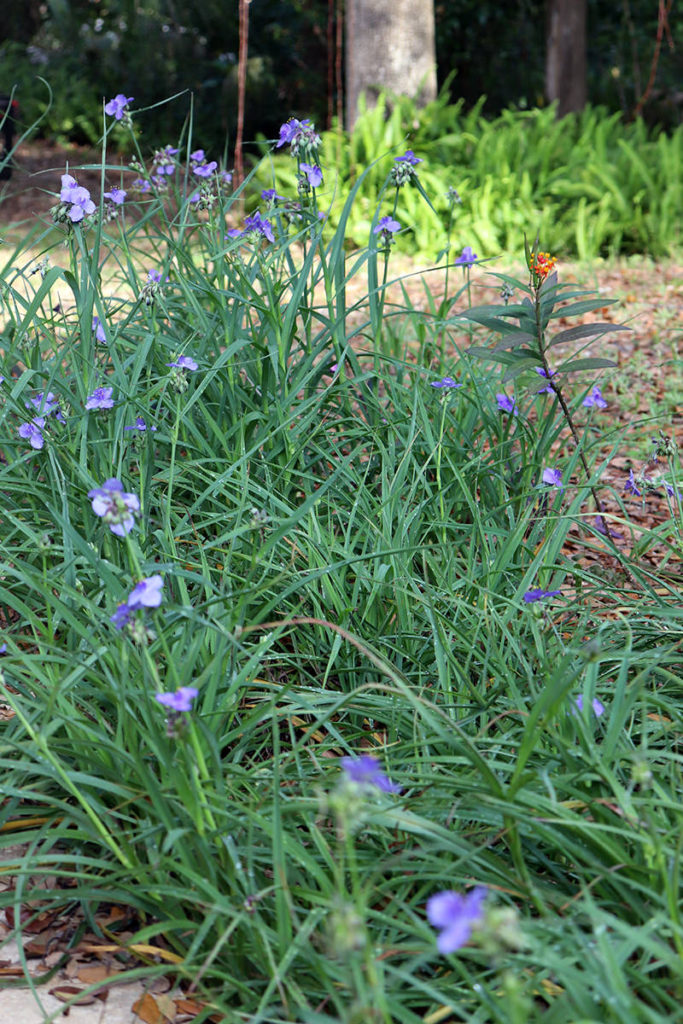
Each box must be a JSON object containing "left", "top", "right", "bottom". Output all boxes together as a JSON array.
[
  {"left": 76, "top": 962, "right": 124, "bottom": 984},
  {"left": 48, "top": 984, "right": 100, "bottom": 1005},
  {"left": 132, "top": 992, "right": 174, "bottom": 1024}
]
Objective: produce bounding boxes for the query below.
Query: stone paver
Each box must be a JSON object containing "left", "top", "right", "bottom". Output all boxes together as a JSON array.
[{"left": 0, "top": 977, "right": 149, "bottom": 1023}]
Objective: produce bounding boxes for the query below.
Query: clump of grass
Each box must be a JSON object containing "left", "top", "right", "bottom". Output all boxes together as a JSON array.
[{"left": 0, "top": 98, "right": 682, "bottom": 1023}]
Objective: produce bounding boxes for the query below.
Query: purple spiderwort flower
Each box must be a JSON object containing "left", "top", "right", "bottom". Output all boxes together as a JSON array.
[
  {"left": 454, "top": 246, "right": 478, "bottom": 266},
  {"left": 110, "top": 603, "right": 134, "bottom": 630},
  {"left": 193, "top": 160, "right": 218, "bottom": 178},
  {"left": 430, "top": 376, "right": 462, "bottom": 389},
  {"left": 261, "top": 188, "right": 285, "bottom": 202},
  {"left": 542, "top": 467, "right": 564, "bottom": 489},
  {"left": 663, "top": 480, "right": 681, "bottom": 501},
  {"left": 111, "top": 575, "right": 163, "bottom": 630},
  {"left": 124, "top": 417, "right": 156, "bottom": 432},
  {"left": 155, "top": 687, "right": 199, "bottom": 712},
  {"left": 340, "top": 755, "right": 401, "bottom": 794},
  {"left": 277, "top": 119, "right": 306, "bottom": 147},
  {"left": 535, "top": 366, "right": 556, "bottom": 395},
  {"left": 575, "top": 694, "right": 605, "bottom": 717},
  {"left": 395, "top": 150, "right": 422, "bottom": 165},
  {"left": 18, "top": 417, "right": 46, "bottom": 450},
  {"left": 228, "top": 211, "right": 275, "bottom": 244},
  {"left": 88, "top": 478, "right": 140, "bottom": 537},
  {"left": 85, "top": 386, "right": 114, "bottom": 410},
  {"left": 147, "top": 269, "right": 162, "bottom": 284},
  {"left": 190, "top": 149, "right": 205, "bottom": 163},
  {"left": 582, "top": 386, "right": 607, "bottom": 409},
  {"left": 0, "top": 643, "right": 6, "bottom": 654},
  {"left": 127, "top": 575, "right": 164, "bottom": 609},
  {"left": 625, "top": 470, "right": 642, "bottom": 497},
  {"left": 426, "top": 887, "right": 487, "bottom": 954},
  {"left": 92, "top": 316, "right": 107, "bottom": 343},
  {"left": 152, "top": 145, "right": 179, "bottom": 176},
  {"left": 60, "top": 174, "right": 96, "bottom": 222},
  {"left": 496, "top": 393, "right": 518, "bottom": 415},
  {"left": 166, "top": 355, "right": 198, "bottom": 371},
  {"left": 524, "top": 587, "right": 561, "bottom": 603},
  {"left": 276, "top": 118, "right": 320, "bottom": 155},
  {"left": 27, "top": 392, "right": 60, "bottom": 417},
  {"left": 373, "top": 215, "right": 401, "bottom": 235},
  {"left": 104, "top": 94, "right": 133, "bottom": 121},
  {"left": 103, "top": 186, "right": 126, "bottom": 205},
  {"left": 300, "top": 162, "right": 323, "bottom": 187}
]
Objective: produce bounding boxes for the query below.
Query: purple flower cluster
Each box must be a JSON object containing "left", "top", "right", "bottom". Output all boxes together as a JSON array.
[
  {"left": 227, "top": 211, "right": 275, "bottom": 244},
  {"left": 190, "top": 148, "right": 218, "bottom": 178},
  {"left": 155, "top": 686, "right": 199, "bottom": 712},
  {"left": 85, "top": 386, "right": 114, "bottom": 411},
  {"left": 535, "top": 366, "right": 556, "bottom": 395},
  {"left": 18, "top": 417, "right": 46, "bottom": 450},
  {"left": 60, "top": 174, "right": 96, "bottom": 223},
  {"left": 299, "top": 162, "right": 323, "bottom": 188},
  {"left": 26, "top": 391, "right": 63, "bottom": 420},
  {"left": 390, "top": 150, "right": 422, "bottom": 187},
  {"left": 427, "top": 887, "right": 487, "bottom": 954},
  {"left": 373, "top": 215, "right": 401, "bottom": 247},
  {"left": 132, "top": 145, "right": 180, "bottom": 192},
  {"left": 88, "top": 478, "right": 140, "bottom": 537},
  {"left": 276, "top": 118, "right": 321, "bottom": 159},
  {"left": 124, "top": 416, "right": 156, "bottom": 432},
  {"left": 496, "top": 393, "right": 518, "bottom": 415},
  {"left": 430, "top": 376, "right": 462, "bottom": 390},
  {"left": 262, "top": 188, "right": 285, "bottom": 203},
  {"left": 625, "top": 469, "right": 642, "bottom": 496},
  {"left": 92, "top": 316, "right": 107, "bottom": 343},
  {"left": 454, "top": 246, "right": 478, "bottom": 267},
  {"left": 111, "top": 574, "right": 163, "bottom": 630},
  {"left": 104, "top": 94, "right": 133, "bottom": 122},
  {"left": 524, "top": 587, "right": 561, "bottom": 603},
  {"left": 166, "top": 355, "right": 198, "bottom": 371},
  {"left": 575, "top": 694, "right": 605, "bottom": 716},
  {"left": 18, "top": 391, "right": 65, "bottom": 450},
  {"left": 542, "top": 467, "right": 563, "bottom": 489},
  {"left": 582, "top": 386, "right": 607, "bottom": 409},
  {"left": 103, "top": 185, "right": 126, "bottom": 207},
  {"left": 341, "top": 754, "right": 401, "bottom": 794}
]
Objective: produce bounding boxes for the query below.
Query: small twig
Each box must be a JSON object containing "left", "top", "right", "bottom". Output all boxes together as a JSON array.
[
  {"left": 234, "top": 0, "right": 251, "bottom": 192},
  {"left": 632, "top": 0, "right": 673, "bottom": 120}
]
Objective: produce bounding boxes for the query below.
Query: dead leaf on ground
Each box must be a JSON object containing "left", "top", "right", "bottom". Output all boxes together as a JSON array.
[
  {"left": 48, "top": 983, "right": 102, "bottom": 1005},
  {"left": 132, "top": 992, "right": 175, "bottom": 1024}
]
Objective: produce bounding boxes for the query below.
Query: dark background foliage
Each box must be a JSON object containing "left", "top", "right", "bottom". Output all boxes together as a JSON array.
[{"left": 1, "top": 0, "right": 681, "bottom": 155}]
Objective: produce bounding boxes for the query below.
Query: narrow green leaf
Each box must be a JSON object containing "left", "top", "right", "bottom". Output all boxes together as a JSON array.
[
  {"left": 556, "top": 356, "right": 617, "bottom": 373},
  {"left": 548, "top": 322, "right": 631, "bottom": 348},
  {"left": 549, "top": 298, "right": 618, "bottom": 318}
]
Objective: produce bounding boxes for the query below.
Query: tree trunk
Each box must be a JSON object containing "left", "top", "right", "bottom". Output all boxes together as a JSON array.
[
  {"left": 345, "top": 0, "right": 437, "bottom": 130},
  {"left": 545, "top": 0, "right": 587, "bottom": 117}
]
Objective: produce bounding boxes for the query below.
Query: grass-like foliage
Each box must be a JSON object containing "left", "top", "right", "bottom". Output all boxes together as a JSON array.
[{"left": 1, "top": 103, "right": 683, "bottom": 1023}]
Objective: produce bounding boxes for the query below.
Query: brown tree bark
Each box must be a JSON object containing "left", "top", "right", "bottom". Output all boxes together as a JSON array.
[
  {"left": 345, "top": 0, "right": 437, "bottom": 130},
  {"left": 545, "top": 0, "right": 587, "bottom": 117}
]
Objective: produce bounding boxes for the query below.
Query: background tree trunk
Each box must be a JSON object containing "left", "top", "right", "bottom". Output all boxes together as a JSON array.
[
  {"left": 345, "top": 0, "right": 437, "bottom": 130},
  {"left": 545, "top": 0, "right": 587, "bottom": 117}
]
